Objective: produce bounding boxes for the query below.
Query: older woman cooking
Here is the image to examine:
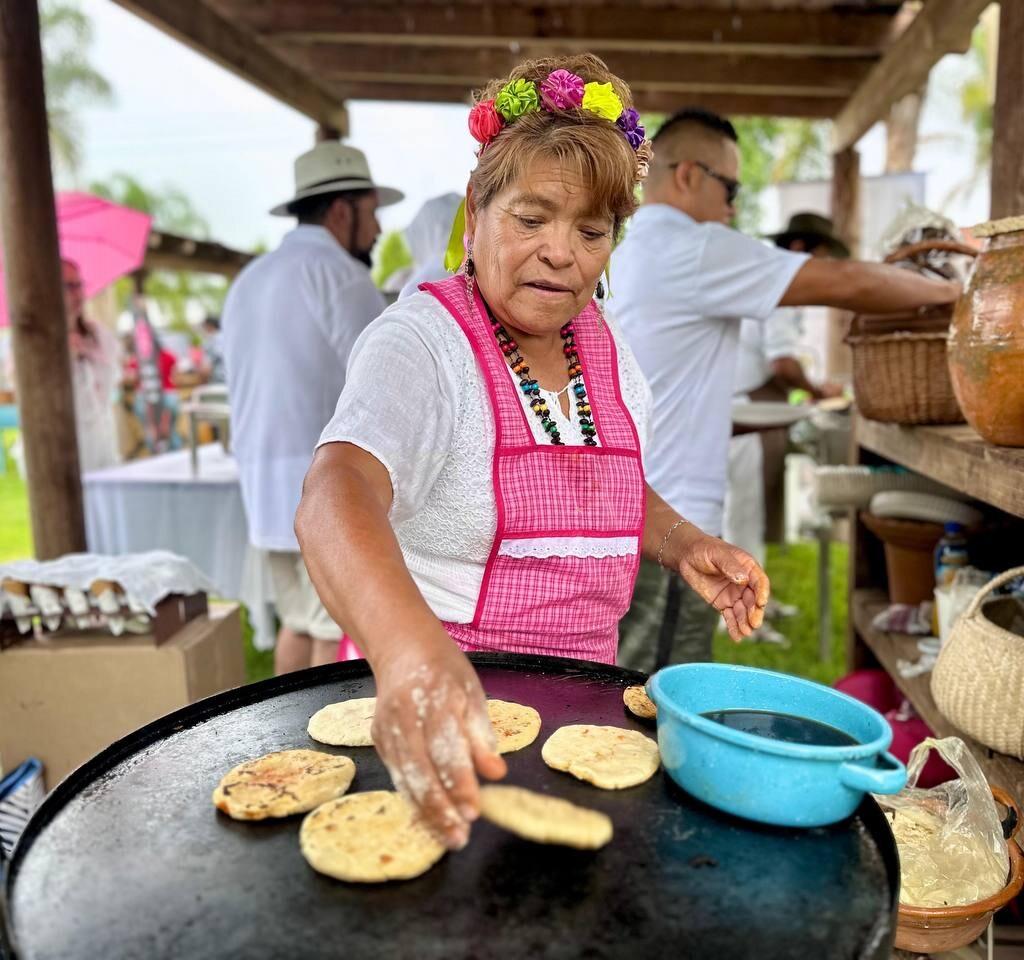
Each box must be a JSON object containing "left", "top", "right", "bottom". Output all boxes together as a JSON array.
[{"left": 296, "top": 55, "right": 769, "bottom": 850}]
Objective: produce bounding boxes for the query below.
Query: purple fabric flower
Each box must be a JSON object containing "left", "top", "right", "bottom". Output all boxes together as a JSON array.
[
  {"left": 616, "top": 108, "right": 646, "bottom": 150},
  {"left": 539, "top": 69, "right": 585, "bottom": 111}
]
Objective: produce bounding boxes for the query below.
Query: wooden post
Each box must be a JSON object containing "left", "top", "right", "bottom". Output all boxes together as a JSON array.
[
  {"left": 827, "top": 146, "right": 861, "bottom": 382},
  {"left": 0, "top": 0, "right": 85, "bottom": 558},
  {"left": 991, "top": 0, "right": 1024, "bottom": 219},
  {"left": 315, "top": 123, "right": 340, "bottom": 143}
]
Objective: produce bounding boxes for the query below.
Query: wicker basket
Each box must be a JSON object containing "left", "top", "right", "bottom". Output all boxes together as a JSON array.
[
  {"left": 846, "top": 324, "right": 964, "bottom": 425},
  {"left": 931, "top": 566, "right": 1024, "bottom": 760},
  {"left": 845, "top": 240, "right": 974, "bottom": 426},
  {"left": 814, "top": 466, "right": 962, "bottom": 511}
]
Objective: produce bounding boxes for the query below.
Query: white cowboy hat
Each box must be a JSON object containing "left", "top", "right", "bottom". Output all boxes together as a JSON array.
[{"left": 269, "top": 142, "right": 404, "bottom": 217}]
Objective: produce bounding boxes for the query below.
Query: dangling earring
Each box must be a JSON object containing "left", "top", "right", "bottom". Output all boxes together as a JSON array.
[
  {"left": 464, "top": 246, "right": 475, "bottom": 299},
  {"left": 595, "top": 277, "right": 605, "bottom": 300}
]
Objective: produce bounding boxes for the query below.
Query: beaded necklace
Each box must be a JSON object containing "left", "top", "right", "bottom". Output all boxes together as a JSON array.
[{"left": 484, "top": 302, "right": 597, "bottom": 446}]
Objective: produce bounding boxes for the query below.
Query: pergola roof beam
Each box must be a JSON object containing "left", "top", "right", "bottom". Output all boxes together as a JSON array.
[
  {"left": 112, "top": 0, "right": 349, "bottom": 132},
  {"left": 832, "top": 0, "right": 990, "bottom": 151},
  {"left": 210, "top": 1, "right": 903, "bottom": 59}
]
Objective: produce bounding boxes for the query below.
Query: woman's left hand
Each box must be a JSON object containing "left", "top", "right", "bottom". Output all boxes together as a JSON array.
[{"left": 675, "top": 529, "right": 770, "bottom": 641}]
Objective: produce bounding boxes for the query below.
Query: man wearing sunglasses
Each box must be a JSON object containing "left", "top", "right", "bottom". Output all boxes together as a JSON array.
[{"left": 610, "top": 107, "right": 960, "bottom": 674}]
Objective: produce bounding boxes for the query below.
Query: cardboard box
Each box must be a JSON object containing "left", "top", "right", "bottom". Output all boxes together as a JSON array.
[{"left": 0, "top": 603, "right": 245, "bottom": 788}]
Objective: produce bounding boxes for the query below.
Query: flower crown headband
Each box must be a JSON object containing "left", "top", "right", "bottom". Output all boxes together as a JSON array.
[
  {"left": 469, "top": 69, "right": 649, "bottom": 160},
  {"left": 444, "top": 69, "right": 651, "bottom": 273}
]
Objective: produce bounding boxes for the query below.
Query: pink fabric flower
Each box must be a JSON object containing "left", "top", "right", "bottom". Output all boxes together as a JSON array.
[
  {"left": 469, "top": 99, "right": 504, "bottom": 145},
  {"left": 539, "top": 69, "right": 585, "bottom": 111}
]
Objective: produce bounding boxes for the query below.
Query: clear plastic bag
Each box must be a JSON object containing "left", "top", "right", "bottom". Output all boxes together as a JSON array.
[{"left": 876, "top": 737, "right": 1009, "bottom": 907}]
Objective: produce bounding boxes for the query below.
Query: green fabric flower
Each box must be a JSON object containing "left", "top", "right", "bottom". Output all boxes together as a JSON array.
[
  {"left": 582, "top": 82, "right": 623, "bottom": 122},
  {"left": 496, "top": 79, "right": 540, "bottom": 121}
]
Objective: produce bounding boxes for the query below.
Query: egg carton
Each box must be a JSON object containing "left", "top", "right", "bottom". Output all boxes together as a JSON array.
[{"left": 0, "top": 581, "right": 208, "bottom": 648}]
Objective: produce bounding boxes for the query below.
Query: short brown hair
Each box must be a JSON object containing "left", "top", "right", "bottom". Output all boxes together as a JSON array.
[{"left": 469, "top": 55, "right": 644, "bottom": 238}]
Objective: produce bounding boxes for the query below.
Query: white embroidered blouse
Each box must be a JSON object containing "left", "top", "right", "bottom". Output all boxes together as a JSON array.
[{"left": 317, "top": 291, "right": 653, "bottom": 622}]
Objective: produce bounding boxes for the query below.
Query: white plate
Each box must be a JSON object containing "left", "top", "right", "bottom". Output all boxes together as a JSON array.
[{"left": 731, "top": 401, "right": 813, "bottom": 428}]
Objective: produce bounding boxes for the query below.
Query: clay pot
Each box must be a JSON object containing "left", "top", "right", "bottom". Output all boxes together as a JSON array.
[
  {"left": 895, "top": 785, "right": 1024, "bottom": 954},
  {"left": 861, "top": 513, "right": 944, "bottom": 605},
  {"left": 949, "top": 219, "right": 1024, "bottom": 446}
]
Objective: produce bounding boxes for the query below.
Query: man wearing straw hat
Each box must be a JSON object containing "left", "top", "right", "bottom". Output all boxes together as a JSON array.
[
  {"left": 223, "top": 142, "right": 403, "bottom": 674},
  {"left": 611, "top": 108, "right": 959, "bottom": 674}
]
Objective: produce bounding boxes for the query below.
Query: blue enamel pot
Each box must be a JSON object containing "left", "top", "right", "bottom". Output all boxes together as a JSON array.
[{"left": 647, "top": 663, "right": 907, "bottom": 828}]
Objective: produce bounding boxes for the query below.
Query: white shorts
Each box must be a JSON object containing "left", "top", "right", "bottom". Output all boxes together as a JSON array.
[{"left": 267, "top": 551, "right": 341, "bottom": 643}]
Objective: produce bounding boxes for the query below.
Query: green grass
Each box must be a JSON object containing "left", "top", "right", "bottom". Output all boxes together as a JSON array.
[
  {"left": 714, "top": 541, "right": 849, "bottom": 686},
  {"left": 0, "top": 435, "right": 32, "bottom": 563},
  {"left": 242, "top": 603, "right": 274, "bottom": 685},
  {"left": 1, "top": 445, "right": 850, "bottom": 686}
]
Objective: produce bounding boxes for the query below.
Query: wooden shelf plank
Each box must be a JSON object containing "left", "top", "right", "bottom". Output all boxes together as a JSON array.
[
  {"left": 855, "top": 415, "right": 1024, "bottom": 520},
  {"left": 852, "top": 588, "right": 1024, "bottom": 802}
]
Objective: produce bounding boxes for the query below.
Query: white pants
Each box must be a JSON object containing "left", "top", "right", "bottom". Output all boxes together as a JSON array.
[{"left": 723, "top": 432, "right": 766, "bottom": 568}]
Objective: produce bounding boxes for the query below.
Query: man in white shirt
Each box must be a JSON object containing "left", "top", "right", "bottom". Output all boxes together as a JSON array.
[
  {"left": 610, "top": 108, "right": 959, "bottom": 673},
  {"left": 223, "top": 142, "right": 402, "bottom": 673},
  {"left": 724, "top": 214, "right": 847, "bottom": 642}
]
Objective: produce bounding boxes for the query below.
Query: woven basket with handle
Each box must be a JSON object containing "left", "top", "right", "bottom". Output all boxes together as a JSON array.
[
  {"left": 931, "top": 566, "right": 1024, "bottom": 759},
  {"left": 845, "top": 240, "right": 975, "bottom": 426}
]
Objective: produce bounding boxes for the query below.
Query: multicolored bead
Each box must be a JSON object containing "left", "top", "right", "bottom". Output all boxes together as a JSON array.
[{"left": 486, "top": 305, "right": 597, "bottom": 447}]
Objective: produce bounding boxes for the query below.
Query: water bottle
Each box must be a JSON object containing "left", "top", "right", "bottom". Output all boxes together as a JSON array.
[{"left": 934, "top": 522, "right": 969, "bottom": 587}]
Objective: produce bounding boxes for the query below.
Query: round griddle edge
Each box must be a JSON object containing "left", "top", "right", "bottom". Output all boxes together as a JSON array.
[{"left": 1, "top": 654, "right": 898, "bottom": 960}]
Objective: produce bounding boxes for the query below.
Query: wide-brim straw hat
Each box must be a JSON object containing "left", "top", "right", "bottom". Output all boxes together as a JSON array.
[{"left": 270, "top": 142, "right": 403, "bottom": 217}]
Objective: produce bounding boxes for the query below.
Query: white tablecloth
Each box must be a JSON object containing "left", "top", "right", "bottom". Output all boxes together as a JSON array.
[{"left": 83, "top": 444, "right": 276, "bottom": 650}]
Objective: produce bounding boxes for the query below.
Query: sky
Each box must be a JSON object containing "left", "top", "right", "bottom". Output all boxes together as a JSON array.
[{"left": 64, "top": 0, "right": 992, "bottom": 255}]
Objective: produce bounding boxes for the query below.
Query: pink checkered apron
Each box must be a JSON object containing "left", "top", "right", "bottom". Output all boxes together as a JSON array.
[{"left": 336, "top": 276, "right": 645, "bottom": 664}]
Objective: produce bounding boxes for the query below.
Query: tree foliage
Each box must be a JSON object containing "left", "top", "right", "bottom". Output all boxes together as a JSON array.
[
  {"left": 40, "top": 0, "right": 113, "bottom": 177},
  {"left": 371, "top": 230, "right": 413, "bottom": 289},
  {"left": 89, "top": 172, "right": 227, "bottom": 328}
]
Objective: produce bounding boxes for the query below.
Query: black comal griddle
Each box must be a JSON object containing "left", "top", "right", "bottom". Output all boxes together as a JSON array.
[{"left": 1, "top": 654, "right": 898, "bottom": 960}]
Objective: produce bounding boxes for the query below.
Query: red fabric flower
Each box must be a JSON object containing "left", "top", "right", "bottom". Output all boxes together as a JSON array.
[{"left": 468, "top": 99, "right": 503, "bottom": 145}]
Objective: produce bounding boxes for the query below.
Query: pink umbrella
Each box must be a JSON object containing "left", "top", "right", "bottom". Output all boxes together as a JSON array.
[{"left": 0, "top": 190, "right": 153, "bottom": 327}]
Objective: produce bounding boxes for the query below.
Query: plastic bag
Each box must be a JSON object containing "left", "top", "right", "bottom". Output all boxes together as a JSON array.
[{"left": 876, "top": 737, "right": 1009, "bottom": 907}]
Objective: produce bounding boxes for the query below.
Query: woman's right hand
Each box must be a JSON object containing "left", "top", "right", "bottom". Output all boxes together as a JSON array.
[{"left": 371, "top": 632, "right": 507, "bottom": 849}]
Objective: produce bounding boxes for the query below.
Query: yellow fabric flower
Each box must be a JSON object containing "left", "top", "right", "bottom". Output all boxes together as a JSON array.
[{"left": 582, "top": 82, "right": 623, "bottom": 122}]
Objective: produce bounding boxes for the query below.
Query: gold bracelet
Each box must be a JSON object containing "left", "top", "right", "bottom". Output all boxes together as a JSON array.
[{"left": 656, "top": 519, "right": 689, "bottom": 569}]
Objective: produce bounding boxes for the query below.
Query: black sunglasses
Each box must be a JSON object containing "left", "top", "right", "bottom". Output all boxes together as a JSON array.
[{"left": 679, "top": 160, "right": 741, "bottom": 205}]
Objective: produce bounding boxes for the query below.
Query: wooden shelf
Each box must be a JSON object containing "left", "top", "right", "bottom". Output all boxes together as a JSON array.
[
  {"left": 855, "top": 416, "right": 1024, "bottom": 520},
  {"left": 852, "top": 588, "right": 1024, "bottom": 801}
]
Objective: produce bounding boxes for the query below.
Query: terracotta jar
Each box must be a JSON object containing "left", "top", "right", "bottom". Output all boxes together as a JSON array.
[{"left": 948, "top": 217, "right": 1024, "bottom": 446}]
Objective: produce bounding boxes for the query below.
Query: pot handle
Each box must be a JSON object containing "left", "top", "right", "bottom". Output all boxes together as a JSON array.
[
  {"left": 991, "top": 785, "right": 1022, "bottom": 841},
  {"left": 839, "top": 752, "right": 907, "bottom": 795},
  {"left": 883, "top": 239, "right": 979, "bottom": 263},
  {"left": 963, "top": 566, "right": 1024, "bottom": 620}
]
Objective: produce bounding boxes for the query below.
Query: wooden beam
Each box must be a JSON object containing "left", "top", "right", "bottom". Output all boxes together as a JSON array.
[
  {"left": 991, "top": 0, "right": 1024, "bottom": 219},
  {"left": 827, "top": 147, "right": 861, "bottom": 382},
  {"left": 0, "top": 0, "right": 85, "bottom": 557},
  {"left": 112, "top": 0, "right": 349, "bottom": 131},
  {"left": 316, "top": 79, "right": 844, "bottom": 118},
  {"left": 144, "top": 231, "right": 253, "bottom": 278},
  {"left": 832, "top": 0, "right": 989, "bottom": 151},
  {"left": 274, "top": 43, "right": 874, "bottom": 96},
  {"left": 211, "top": 1, "right": 902, "bottom": 58}
]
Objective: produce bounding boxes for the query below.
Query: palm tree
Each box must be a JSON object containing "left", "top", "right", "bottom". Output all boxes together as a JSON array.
[
  {"left": 89, "top": 172, "right": 211, "bottom": 238},
  {"left": 40, "top": 0, "right": 113, "bottom": 178},
  {"left": 89, "top": 172, "right": 227, "bottom": 326}
]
